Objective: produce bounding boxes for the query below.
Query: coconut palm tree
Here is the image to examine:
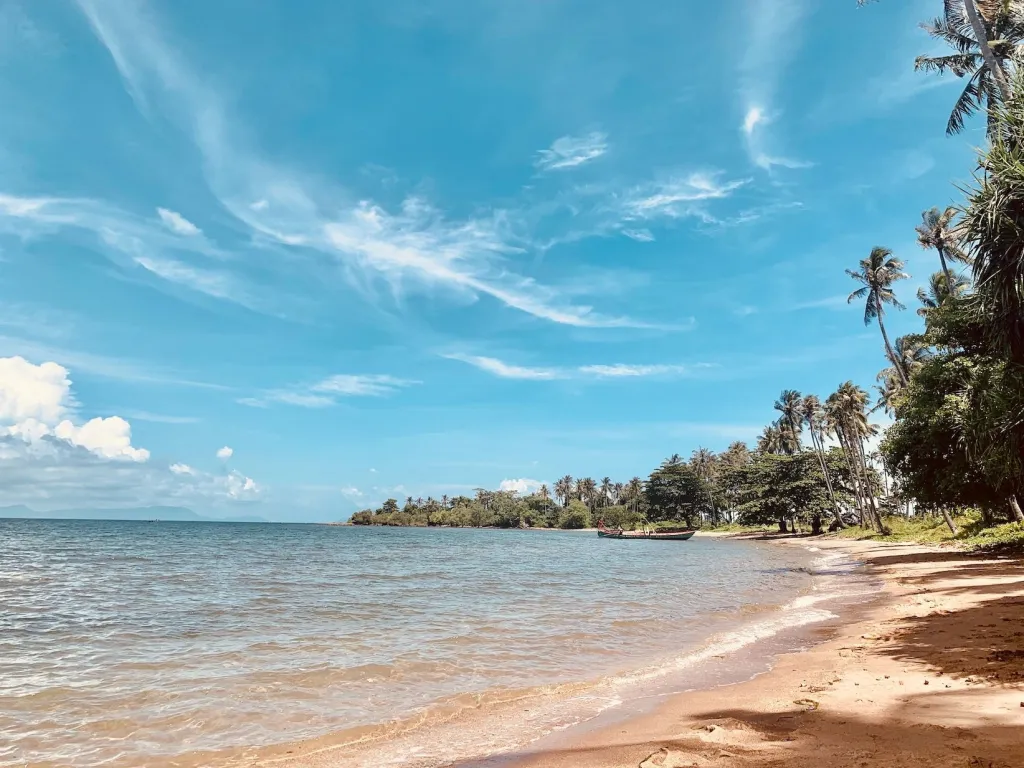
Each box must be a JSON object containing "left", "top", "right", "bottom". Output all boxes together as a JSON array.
[
  {"left": 599, "top": 477, "right": 613, "bottom": 508},
  {"left": 802, "top": 394, "right": 846, "bottom": 529},
  {"left": 773, "top": 389, "right": 804, "bottom": 454},
  {"left": 914, "top": 1, "right": 1024, "bottom": 135},
  {"left": 917, "top": 270, "right": 972, "bottom": 317},
  {"left": 554, "top": 475, "right": 573, "bottom": 508},
  {"left": 848, "top": 247, "right": 911, "bottom": 385},
  {"left": 757, "top": 424, "right": 785, "bottom": 454},
  {"left": 625, "top": 477, "right": 644, "bottom": 514},
  {"left": 826, "top": 383, "right": 885, "bottom": 534},
  {"left": 538, "top": 484, "right": 550, "bottom": 500},
  {"left": 577, "top": 477, "right": 597, "bottom": 512},
  {"left": 916, "top": 207, "right": 971, "bottom": 294}
]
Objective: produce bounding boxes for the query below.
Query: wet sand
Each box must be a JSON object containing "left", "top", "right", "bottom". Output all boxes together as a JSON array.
[{"left": 499, "top": 537, "right": 1024, "bottom": 768}]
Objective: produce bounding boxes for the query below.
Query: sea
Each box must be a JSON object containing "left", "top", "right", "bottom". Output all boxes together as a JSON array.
[{"left": 0, "top": 520, "right": 871, "bottom": 768}]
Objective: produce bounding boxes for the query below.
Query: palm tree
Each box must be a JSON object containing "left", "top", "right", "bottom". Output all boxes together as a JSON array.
[
  {"left": 848, "top": 247, "right": 911, "bottom": 385},
  {"left": 773, "top": 389, "right": 804, "bottom": 454},
  {"left": 914, "top": 1, "right": 1023, "bottom": 135},
  {"left": 554, "top": 475, "right": 573, "bottom": 508},
  {"left": 625, "top": 477, "right": 644, "bottom": 514},
  {"left": 757, "top": 424, "right": 784, "bottom": 454},
  {"left": 599, "top": 477, "right": 613, "bottom": 508},
  {"left": 916, "top": 207, "right": 971, "bottom": 294},
  {"left": 826, "top": 383, "right": 885, "bottom": 534},
  {"left": 917, "top": 270, "right": 972, "bottom": 317},
  {"left": 802, "top": 394, "right": 846, "bottom": 529},
  {"left": 577, "top": 477, "right": 597, "bottom": 512},
  {"left": 538, "top": 484, "right": 550, "bottom": 500}
]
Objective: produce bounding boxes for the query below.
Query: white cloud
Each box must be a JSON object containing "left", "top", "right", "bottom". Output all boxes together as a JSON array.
[
  {"left": 0, "top": 356, "right": 148, "bottom": 461},
  {"left": 156, "top": 207, "right": 201, "bottom": 236},
  {"left": 444, "top": 354, "right": 562, "bottom": 380},
  {"left": 621, "top": 228, "right": 655, "bottom": 243},
  {"left": 499, "top": 478, "right": 543, "bottom": 494},
  {"left": 0, "top": 356, "right": 261, "bottom": 509},
  {"left": 624, "top": 173, "right": 750, "bottom": 221},
  {"left": 0, "top": 356, "right": 72, "bottom": 424},
  {"left": 223, "top": 470, "right": 258, "bottom": 499},
  {"left": 0, "top": 192, "right": 262, "bottom": 310},
  {"left": 312, "top": 374, "right": 417, "bottom": 397},
  {"left": 54, "top": 416, "right": 149, "bottom": 462},
  {"left": 340, "top": 486, "right": 363, "bottom": 498},
  {"left": 68, "top": 2, "right": 651, "bottom": 330},
  {"left": 535, "top": 132, "right": 608, "bottom": 171},
  {"left": 444, "top": 354, "right": 709, "bottom": 381},
  {"left": 216, "top": 445, "right": 233, "bottom": 460},
  {"left": 578, "top": 364, "right": 696, "bottom": 378},
  {"left": 743, "top": 106, "right": 766, "bottom": 137},
  {"left": 740, "top": 108, "right": 812, "bottom": 172},
  {"left": 240, "top": 373, "right": 419, "bottom": 408}
]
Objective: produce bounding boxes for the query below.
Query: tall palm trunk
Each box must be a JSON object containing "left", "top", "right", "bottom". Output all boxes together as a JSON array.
[
  {"left": 835, "top": 428, "right": 867, "bottom": 526},
  {"left": 937, "top": 244, "right": 954, "bottom": 296},
  {"left": 963, "top": 0, "right": 1012, "bottom": 101},
  {"left": 856, "top": 436, "right": 886, "bottom": 534},
  {"left": 810, "top": 428, "right": 845, "bottom": 529},
  {"left": 876, "top": 294, "right": 909, "bottom": 385}
]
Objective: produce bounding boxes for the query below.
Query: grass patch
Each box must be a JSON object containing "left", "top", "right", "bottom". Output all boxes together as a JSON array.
[{"left": 831, "top": 512, "right": 1024, "bottom": 554}]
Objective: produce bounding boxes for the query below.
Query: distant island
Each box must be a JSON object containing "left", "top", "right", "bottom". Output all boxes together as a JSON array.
[{"left": 0, "top": 505, "right": 270, "bottom": 524}]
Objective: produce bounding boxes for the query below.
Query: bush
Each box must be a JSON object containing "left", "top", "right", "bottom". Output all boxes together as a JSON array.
[{"left": 558, "top": 499, "right": 592, "bottom": 529}]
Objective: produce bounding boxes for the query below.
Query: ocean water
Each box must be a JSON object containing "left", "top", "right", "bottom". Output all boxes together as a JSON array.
[{"left": 0, "top": 520, "right": 853, "bottom": 767}]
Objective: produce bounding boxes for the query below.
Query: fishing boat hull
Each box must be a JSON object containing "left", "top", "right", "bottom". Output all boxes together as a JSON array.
[{"left": 597, "top": 529, "right": 696, "bottom": 541}]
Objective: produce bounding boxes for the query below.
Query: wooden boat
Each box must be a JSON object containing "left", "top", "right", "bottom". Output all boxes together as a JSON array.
[{"left": 597, "top": 523, "right": 696, "bottom": 541}]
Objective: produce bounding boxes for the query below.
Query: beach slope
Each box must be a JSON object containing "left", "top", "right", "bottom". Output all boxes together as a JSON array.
[{"left": 502, "top": 538, "right": 1024, "bottom": 768}]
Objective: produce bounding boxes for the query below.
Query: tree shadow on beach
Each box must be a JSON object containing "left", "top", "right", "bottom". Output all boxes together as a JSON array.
[{"left": 450, "top": 693, "right": 1021, "bottom": 768}]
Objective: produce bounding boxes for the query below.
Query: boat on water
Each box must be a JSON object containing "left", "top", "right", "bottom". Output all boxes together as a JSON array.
[{"left": 596, "top": 522, "right": 696, "bottom": 541}]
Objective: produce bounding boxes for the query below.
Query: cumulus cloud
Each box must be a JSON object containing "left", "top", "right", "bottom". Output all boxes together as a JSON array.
[
  {"left": 0, "top": 356, "right": 261, "bottom": 510},
  {"left": 216, "top": 445, "right": 233, "bottom": 460},
  {"left": 535, "top": 132, "right": 608, "bottom": 171},
  {"left": 0, "top": 356, "right": 148, "bottom": 461},
  {"left": 156, "top": 207, "right": 201, "bottom": 236},
  {"left": 499, "top": 478, "right": 543, "bottom": 494}
]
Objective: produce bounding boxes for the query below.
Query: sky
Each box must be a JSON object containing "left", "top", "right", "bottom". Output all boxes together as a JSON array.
[{"left": 0, "top": 0, "right": 984, "bottom": 521}]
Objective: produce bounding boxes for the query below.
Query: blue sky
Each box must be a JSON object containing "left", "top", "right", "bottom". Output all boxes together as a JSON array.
[{"left": 0, "top": 0, "right": 981, "bottom": 520}]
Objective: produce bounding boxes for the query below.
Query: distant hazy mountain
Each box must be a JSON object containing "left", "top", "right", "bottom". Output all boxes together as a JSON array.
[{"left": 0, "top": 505, "right": 271, "bottom": 523}]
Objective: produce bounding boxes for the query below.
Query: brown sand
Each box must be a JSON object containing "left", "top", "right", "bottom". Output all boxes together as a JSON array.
[{"left": 499, "top": 538, "right": 1024, "bottom": 768}]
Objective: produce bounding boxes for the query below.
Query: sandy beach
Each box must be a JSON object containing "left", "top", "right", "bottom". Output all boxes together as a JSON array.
[{"left": 501, "top": 537, "right": 1024, "bottom": 768}]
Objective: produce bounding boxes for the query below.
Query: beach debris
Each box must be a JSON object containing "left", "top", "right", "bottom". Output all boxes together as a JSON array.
[{"left": 793, "top": 698, "right": 820, "bottom": 711}]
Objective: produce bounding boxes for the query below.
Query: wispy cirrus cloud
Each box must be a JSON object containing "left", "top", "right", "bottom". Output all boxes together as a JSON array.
[
  {"left": 444, "top": 354, "right": 711, "bottom": 381},
  {"left": 737, "top": 0, "right": 811, "bottom": 172},
  {"left": 71, "top": 1, "right": 654, "bottom": 330},
  {"left": 239, "top": 373, "right": 420, "bottom": 408},
  {"left": 535, "top": 131, "right": 608, "bottom": 171},
  {"left": 443, "top": 354, "right": 563, "bottom": 380},
  {"left": 621, "top": 172, "right": 750, "bottom": 222},
  {"left": 741, "top": 107, "right": 813, "bottom": 172},
  {"left": 156, "top": 207, "right": 200, "bottom": 236},
  {"left": 0, "top": 192, "right": 264, "bottom": 310}
]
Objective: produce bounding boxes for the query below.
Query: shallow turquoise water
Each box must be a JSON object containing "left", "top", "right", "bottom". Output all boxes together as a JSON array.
[{"left": 0, "top": 520, "right": 822, "bottom": 767}]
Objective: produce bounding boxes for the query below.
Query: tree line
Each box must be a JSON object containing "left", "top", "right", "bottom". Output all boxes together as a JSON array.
[{"left": 354, "top": 1, "right": 1024, "bottom": 540}]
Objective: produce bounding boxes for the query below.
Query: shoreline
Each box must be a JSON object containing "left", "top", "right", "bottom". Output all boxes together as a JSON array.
[
  {"left": 500, "top": 536, "right": 1024, "bottom": 768},
  {"left": 210, "top": 535, "right": 1024, "bottom": 768}
]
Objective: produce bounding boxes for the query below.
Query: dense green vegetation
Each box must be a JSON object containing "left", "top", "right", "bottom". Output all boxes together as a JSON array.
[{"left": 355, "top": 1, "right": 1024, "bottom": 546}]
